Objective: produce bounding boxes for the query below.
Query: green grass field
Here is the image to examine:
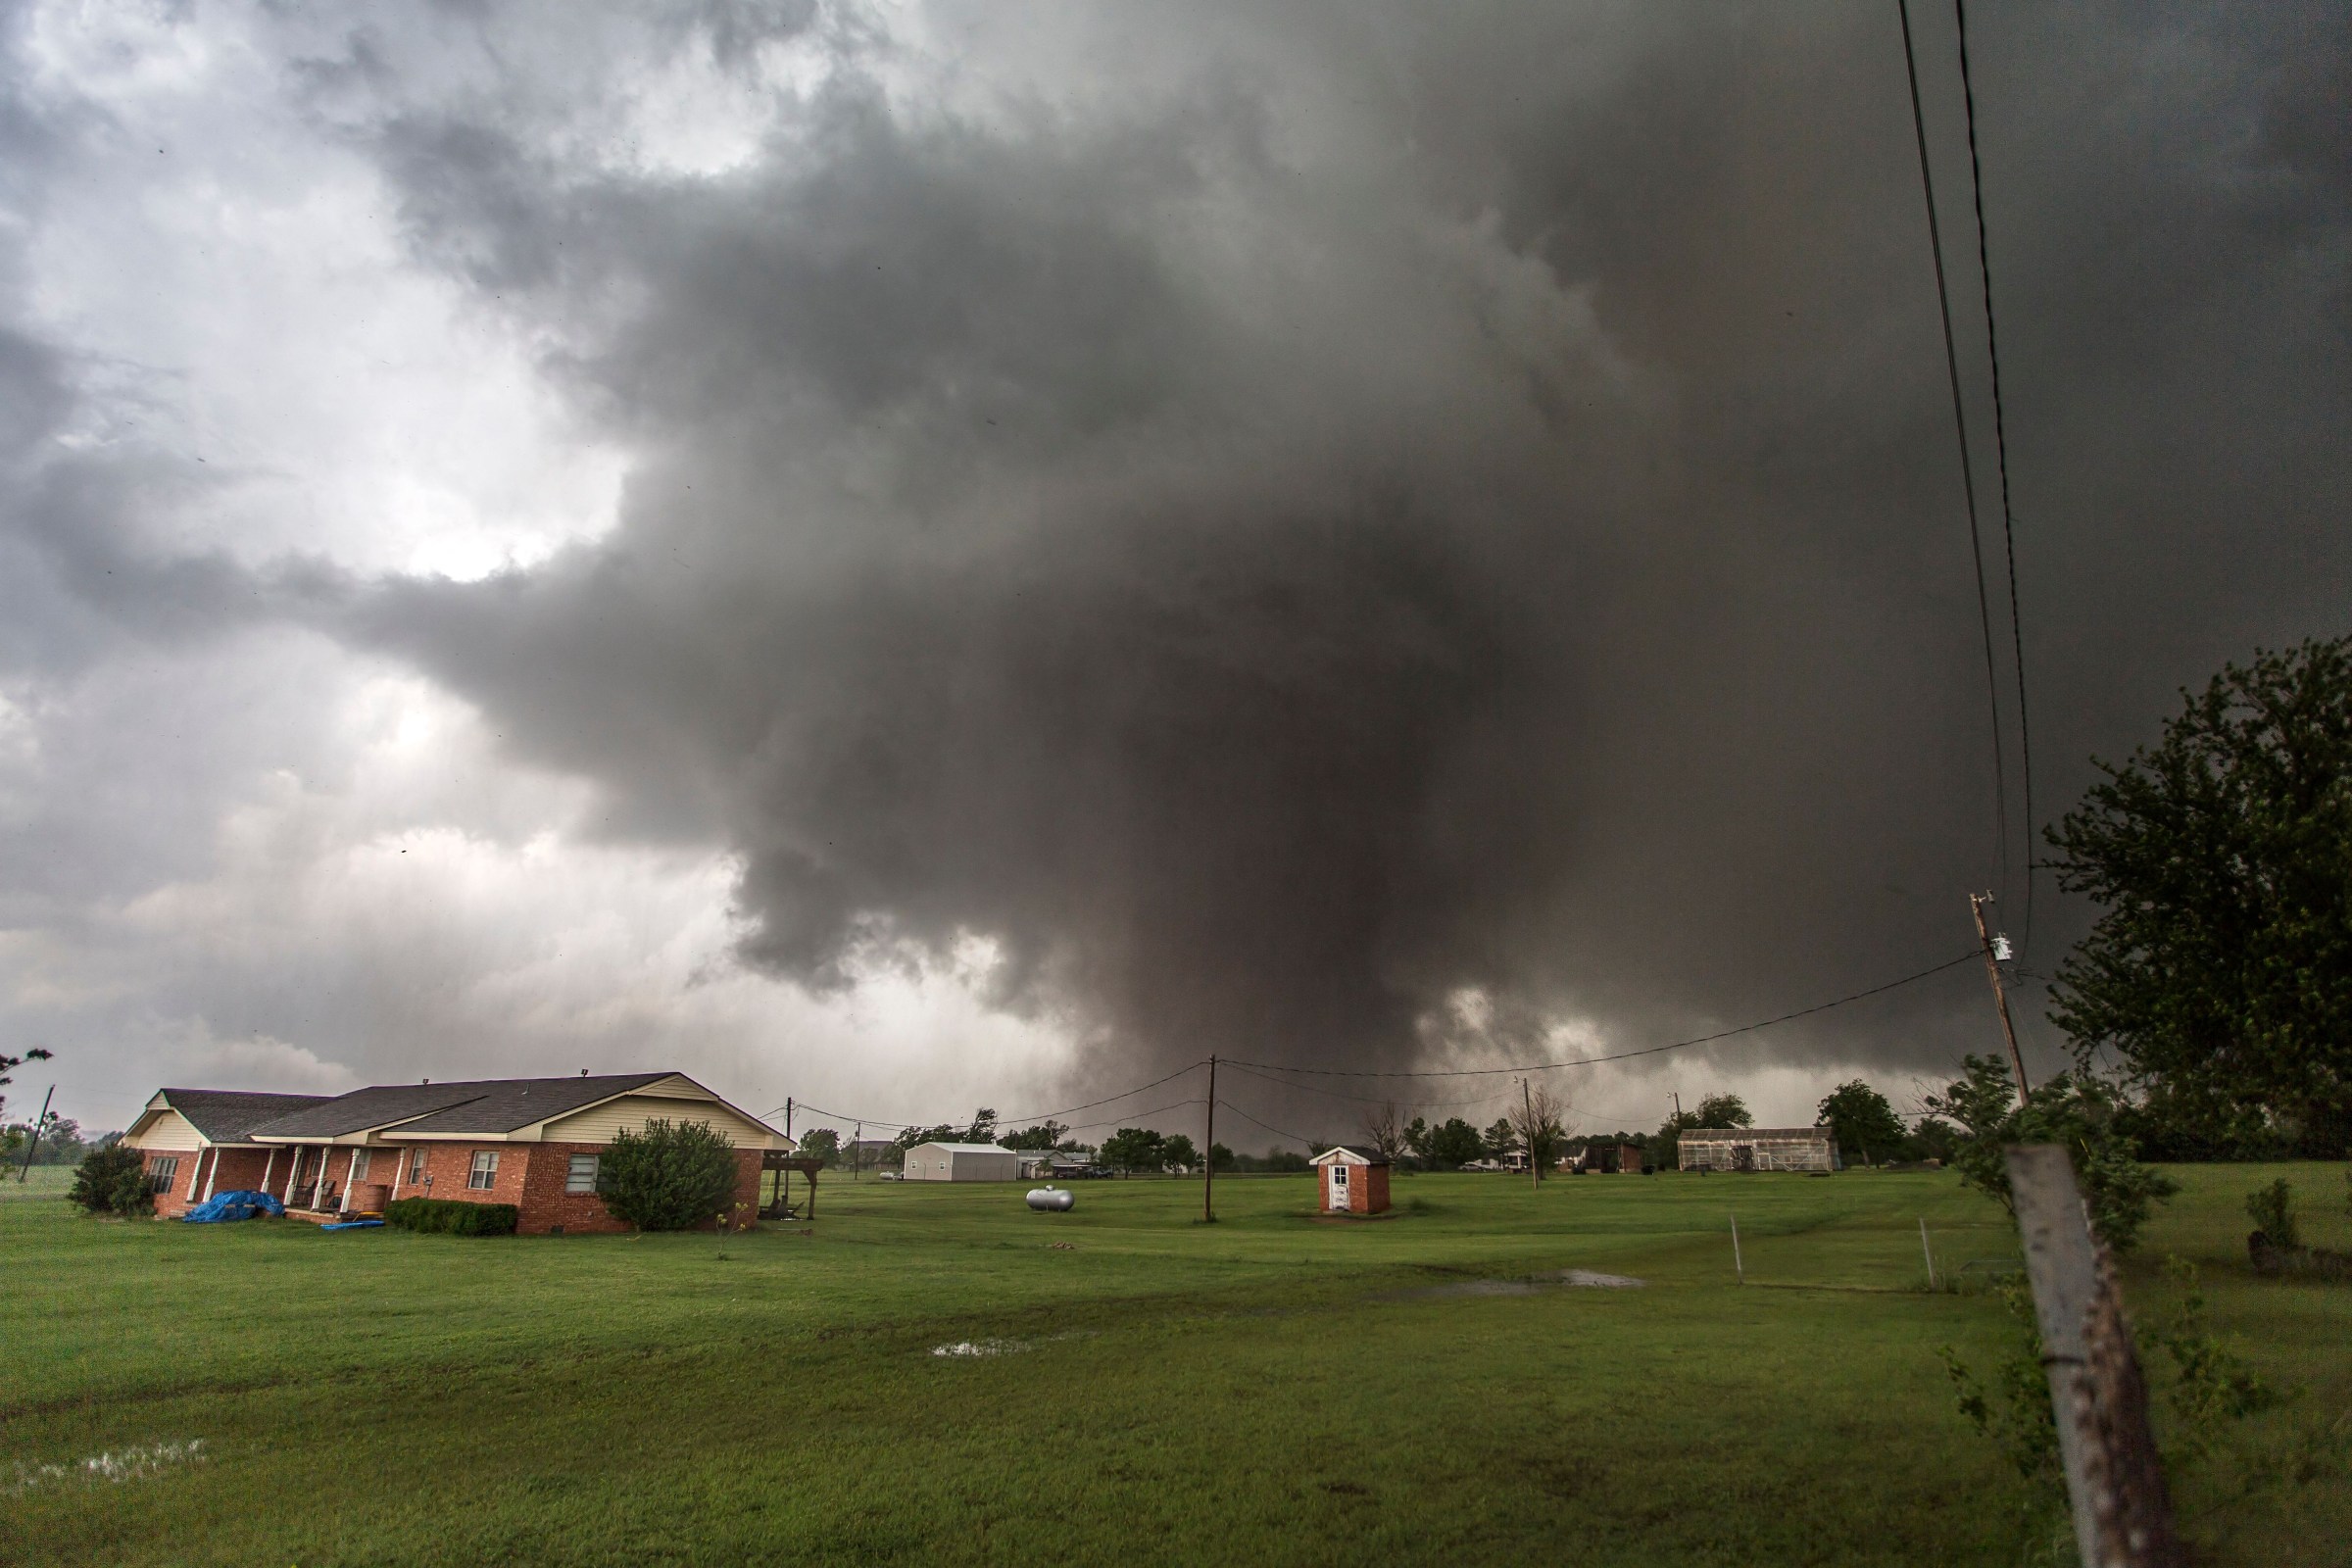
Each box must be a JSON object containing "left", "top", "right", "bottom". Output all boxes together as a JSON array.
[{"left": 4, "top": 1164, "right": 2346, "bottom": 1566}]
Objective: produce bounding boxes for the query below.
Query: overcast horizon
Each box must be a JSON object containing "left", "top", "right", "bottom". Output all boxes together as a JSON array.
[{"left": 3, "top": 1, "right": 2345, "bottom": 1147}]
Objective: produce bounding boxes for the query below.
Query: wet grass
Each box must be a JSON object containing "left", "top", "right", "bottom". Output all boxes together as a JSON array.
[{"left": 2, "top": 1163, "right": 2345, "bottom": 1565}]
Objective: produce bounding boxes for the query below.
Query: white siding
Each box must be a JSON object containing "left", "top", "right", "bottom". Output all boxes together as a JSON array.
[
  {"left": 539, "top": 1094, "right": 784, "bottom": 1149},
  {"left": 902, "top": 1144, "right": 1024, "bottom": 1181},
  {"left": 125, "top": 1108, "right": 204, "bottom": 1152}
]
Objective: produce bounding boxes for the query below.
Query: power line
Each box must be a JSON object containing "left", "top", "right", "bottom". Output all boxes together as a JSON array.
[
  {"left": 782, "top": 1059, "right": 1208, "bottom": 1140},
  {"left": 1211, "top": 1098, "right": 1323, "bottom": 1150},
  {"left": 1216, "top": 1058, "right": 1523, "bottom": 1111},
  {"left": 1225, "top": 952, "right": 1980, "bottom": 1079},
  {"left": 1897, "top": 0, "right": 2011, "bottom": 911},
  {"left": 1953, "top": 0, "right": 2038, "bottom": 957}
]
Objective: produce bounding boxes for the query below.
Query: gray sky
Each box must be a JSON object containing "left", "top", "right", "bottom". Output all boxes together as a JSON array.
[{"left": 2, "top": 1, "right": 2344, "bottom": 1145}]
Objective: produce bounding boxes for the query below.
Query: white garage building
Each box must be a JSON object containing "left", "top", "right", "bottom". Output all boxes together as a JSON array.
[{"left": 902, "top": 1142, "right": 1025, "bottom": 1181}]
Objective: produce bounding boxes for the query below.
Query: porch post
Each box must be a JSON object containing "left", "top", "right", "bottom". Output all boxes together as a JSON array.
[
  {"left": 201, "top": 1150, "right": 221, "bottom": 1201},
  {"left": 261, "top": 1148, "right": 277, "bottom": 1197},
  {"left": 186, "top": 1149, "right": 208, "bottom": 1200}
]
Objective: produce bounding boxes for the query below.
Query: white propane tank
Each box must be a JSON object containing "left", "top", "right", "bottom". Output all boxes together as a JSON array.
[{"left": 1025, "top": 1187, "right": 1075, "bottom": 1212}]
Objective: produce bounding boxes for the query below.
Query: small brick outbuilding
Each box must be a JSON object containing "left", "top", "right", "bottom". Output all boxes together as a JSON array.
[{"left": 1309, "top": 1146, "right": 1392, "bottom": 1215}]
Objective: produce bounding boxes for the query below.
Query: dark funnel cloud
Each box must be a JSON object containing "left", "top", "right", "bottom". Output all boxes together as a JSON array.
[{"left": 319, "top": 1, "right": 2347, "bottom": 1104}]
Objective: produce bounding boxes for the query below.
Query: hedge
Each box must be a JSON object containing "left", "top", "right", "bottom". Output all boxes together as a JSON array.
[{"left": 383, "top": 1197, "right": 518, "bottom": 1236}]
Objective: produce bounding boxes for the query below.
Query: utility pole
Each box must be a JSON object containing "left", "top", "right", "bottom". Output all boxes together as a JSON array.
[
  {"left": 1970, "top": 892, "right": 2031, "bottom": 1102},
  {"left": 2008, "top": 1145, "right": 2184, "bottom": 1567},
  {"left": 1521, "top": 1077, "right": 1540, "bottom": 1191},
  {"left": 1203, "top": 1055, "right": 1217, "bottom": 1223},
  {"left": 854, "top": 1120, "right": 862, "bottom": 1180},
  {"left": 784, "top": 1098, "right": 794, "bottom": 1141},
  {"left": 17, "top": 1085, "right": 54, "bottom": 1182}
]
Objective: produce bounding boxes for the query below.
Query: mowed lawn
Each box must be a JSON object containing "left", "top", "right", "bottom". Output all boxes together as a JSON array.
[{"left": 4, "top": 1165, "right": 2347, "bottom": 1566}]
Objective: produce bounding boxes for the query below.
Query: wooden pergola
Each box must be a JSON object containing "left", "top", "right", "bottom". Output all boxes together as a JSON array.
[{"left": 760, "top": 1153, "right": 824, "bottom": 1221}]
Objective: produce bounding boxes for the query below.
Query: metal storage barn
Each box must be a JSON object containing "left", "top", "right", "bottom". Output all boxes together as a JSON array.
[
  {"left": 1677, "top": 1127, "right": 1839, "bottom": 1173},
  {"left": 901, "top": 1142, "right": 1025, "bottom": 1181}
]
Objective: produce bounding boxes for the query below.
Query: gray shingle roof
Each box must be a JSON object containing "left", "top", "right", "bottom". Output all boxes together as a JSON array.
[
  {"left": 389, "top": 1073, "right": 675, "bottom": 1135},
  {"left": 159, "top": 1090, "right": 337, "bottom": 1145},
  {"left": 245, "top": 1072, "right": 674, "bottom": 1139}
]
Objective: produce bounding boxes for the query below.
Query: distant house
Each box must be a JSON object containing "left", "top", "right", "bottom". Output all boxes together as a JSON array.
[
  {"left": 902, "top": 1142, "right": 1024, "bottom": 1182},
  {"left": 123, "top": 1072, "right": 794, "bottom": 1233},
  {"left": 1309, "top": 1146, "right": 1391, "bottom": 1214},
  {"left": 1677, "top": 1126, "right": 1839, "bottom": 1173}
]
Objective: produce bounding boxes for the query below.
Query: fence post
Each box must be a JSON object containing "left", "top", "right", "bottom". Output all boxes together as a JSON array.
[{"left": 2005, "top": 1145, "right": 2185, "bottom": 1568}]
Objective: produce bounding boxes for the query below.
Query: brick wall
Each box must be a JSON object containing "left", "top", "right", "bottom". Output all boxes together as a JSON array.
[
  {"left": 514, "top": 1142, "right": 628, "bottom": 1235},
  {"left": 393, "top": 1143, "right": 766, "bottom": 1235},
  {"left": 1360, "top": 1163, "right": 1391, "bottom": 1214},
  {"left": 147, "top": 1147, "right": 281, "bottom": 1217}
]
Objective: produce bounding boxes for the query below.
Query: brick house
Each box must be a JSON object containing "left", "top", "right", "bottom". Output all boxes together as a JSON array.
[
  {"left": 1308, "top": 1146, "right": 1392, "bottom": 1214},
  {"left": 124, "top": 1072, "right": 794, "bottom": 1234}
]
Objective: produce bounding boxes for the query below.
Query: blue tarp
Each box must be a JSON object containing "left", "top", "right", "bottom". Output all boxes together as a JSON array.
[{"left": 179, "top": 1189, "right": 286, "bottom": 1224}]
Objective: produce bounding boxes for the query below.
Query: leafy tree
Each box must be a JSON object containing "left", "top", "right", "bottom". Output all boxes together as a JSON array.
[
  {"left": 1923, "top": 1055, "right": 2178, "bottom": 1251},
  {"left": 1160, "top": 1134, "right": 1199, "bottom": 1172},
  {"left": 1482, "top": 1118, "right": 1516, "bottom": 1160},
  {"left": 1424, "top": 1117, "right": 1486, "bottom": 1169},
  {"left": 1402, "top": 1116, "right": 1432, "bottom": 1163},
  {"left": 1816, "top": 1081, "right": 1907, "bottom": 1167},
  {"left": 888, "top": 1123, "right": 962, "bottom": 1159},
  {"left": 595, "top": 1118, "right": 741, "bottom": 1231},
  {"left": 70, "top": 1144, "right": 152, "bottom": 1215},
  {"left": 1906, "top": 1116, "right": 1963, "bottom": 1164},
  {"left": 1100, "top": 1127, "right": 1166, "bottom": 1174},
  {"left": 999, "top": 1120, "right": 1069, "bottom": 1151},
  {"left": 963, "top": 1108, "right": 999, "bottom": 1144},
  {"left": 1208, "top": 1142, "right": 1236, "bottom": 1171},
  {"left": 797, "top": 1127, "right": 842, "bottom": 1166},
  {"left": 1693, "top": 1093, "right": 1752, "bottom": 1129},
  {"left": 2045, "top": 636, "right": 2352, "bottom": 1155}
]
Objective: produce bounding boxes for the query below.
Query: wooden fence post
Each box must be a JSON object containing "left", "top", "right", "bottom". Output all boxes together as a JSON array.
[{"left": 2005, "top": 1145, "right": 2185, "bottom": 1568}]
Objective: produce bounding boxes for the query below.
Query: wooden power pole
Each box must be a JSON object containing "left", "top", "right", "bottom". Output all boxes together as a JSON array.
[
  {"left": 2008, "top": 1146, "right": 2185, "bottom": 1567},
  {"left": 1521, "top": 1077, "right": 1540, "bottom": 1191},
  {"left": 1203, "top": 1055, "right": 1217, "bottom": 1223},
  {"left": 17, "top": 1085, "right": 53, "bottom": 1182},
  {"left": 1970, "top": 892, "right": 2031, "bottom": 1102}
]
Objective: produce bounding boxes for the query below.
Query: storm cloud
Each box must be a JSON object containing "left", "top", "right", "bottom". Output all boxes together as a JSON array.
[{"left": 3, "top": 1, "right": 2346, "bottom": 1135}]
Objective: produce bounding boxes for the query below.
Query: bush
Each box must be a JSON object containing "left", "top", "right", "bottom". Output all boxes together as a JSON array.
[
  {"left": 69, "top": 1144, "right": 154, "bottom": 1215},
  {"left": 383, "top": 1197, "right": 519, "bottom": 1236},
  {"left": 1925, "top": 1056, "right": 2177, "bottom": 1251},
  {"left": 595, "top": 1118, "right": 739, "bottom": 1231},
  {"left": 2246, "top": 1178, "right": 2300, "bottom": 1250}
]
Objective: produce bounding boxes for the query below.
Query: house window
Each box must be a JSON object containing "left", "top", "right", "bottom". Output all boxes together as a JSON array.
[
  {"left": 467, "top": 1151, "right": 500, "bottom": 1190},
  {"left": 350, "top": 1149, "right": 371, "bottom": 1182},
  {"left": 1330, "top": 1163, "right": 1349, "bottom": 1190},
  {"left": 149, "top": 1155, "right": 180, "bottom": 1190},
  {"left": 565, "top": 1153, "right": 600, "bottom": 1195},
  {"left": 409, "top": 1149, "right": 429, "bottom": 1185}
]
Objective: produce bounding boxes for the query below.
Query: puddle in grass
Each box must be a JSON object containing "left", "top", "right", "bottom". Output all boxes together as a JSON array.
[
  {"left": 7, "top": 1440, "right": 205, "bottom": 1494},
  {"left": 1384, "top": 1268, "right": 1644, "bottom": 1300}
]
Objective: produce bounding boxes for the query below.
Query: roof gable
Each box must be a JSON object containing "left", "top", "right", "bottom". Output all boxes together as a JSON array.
[
  {"left": 1309, "top": 1146, "right": 1388, "bottom": 1166},
  {"left": 151, "top": 1089, "right": 338, "bottom": 1146},
  {"left": 381, "top": 1073, "right": 678, "bottom": 1136}
]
